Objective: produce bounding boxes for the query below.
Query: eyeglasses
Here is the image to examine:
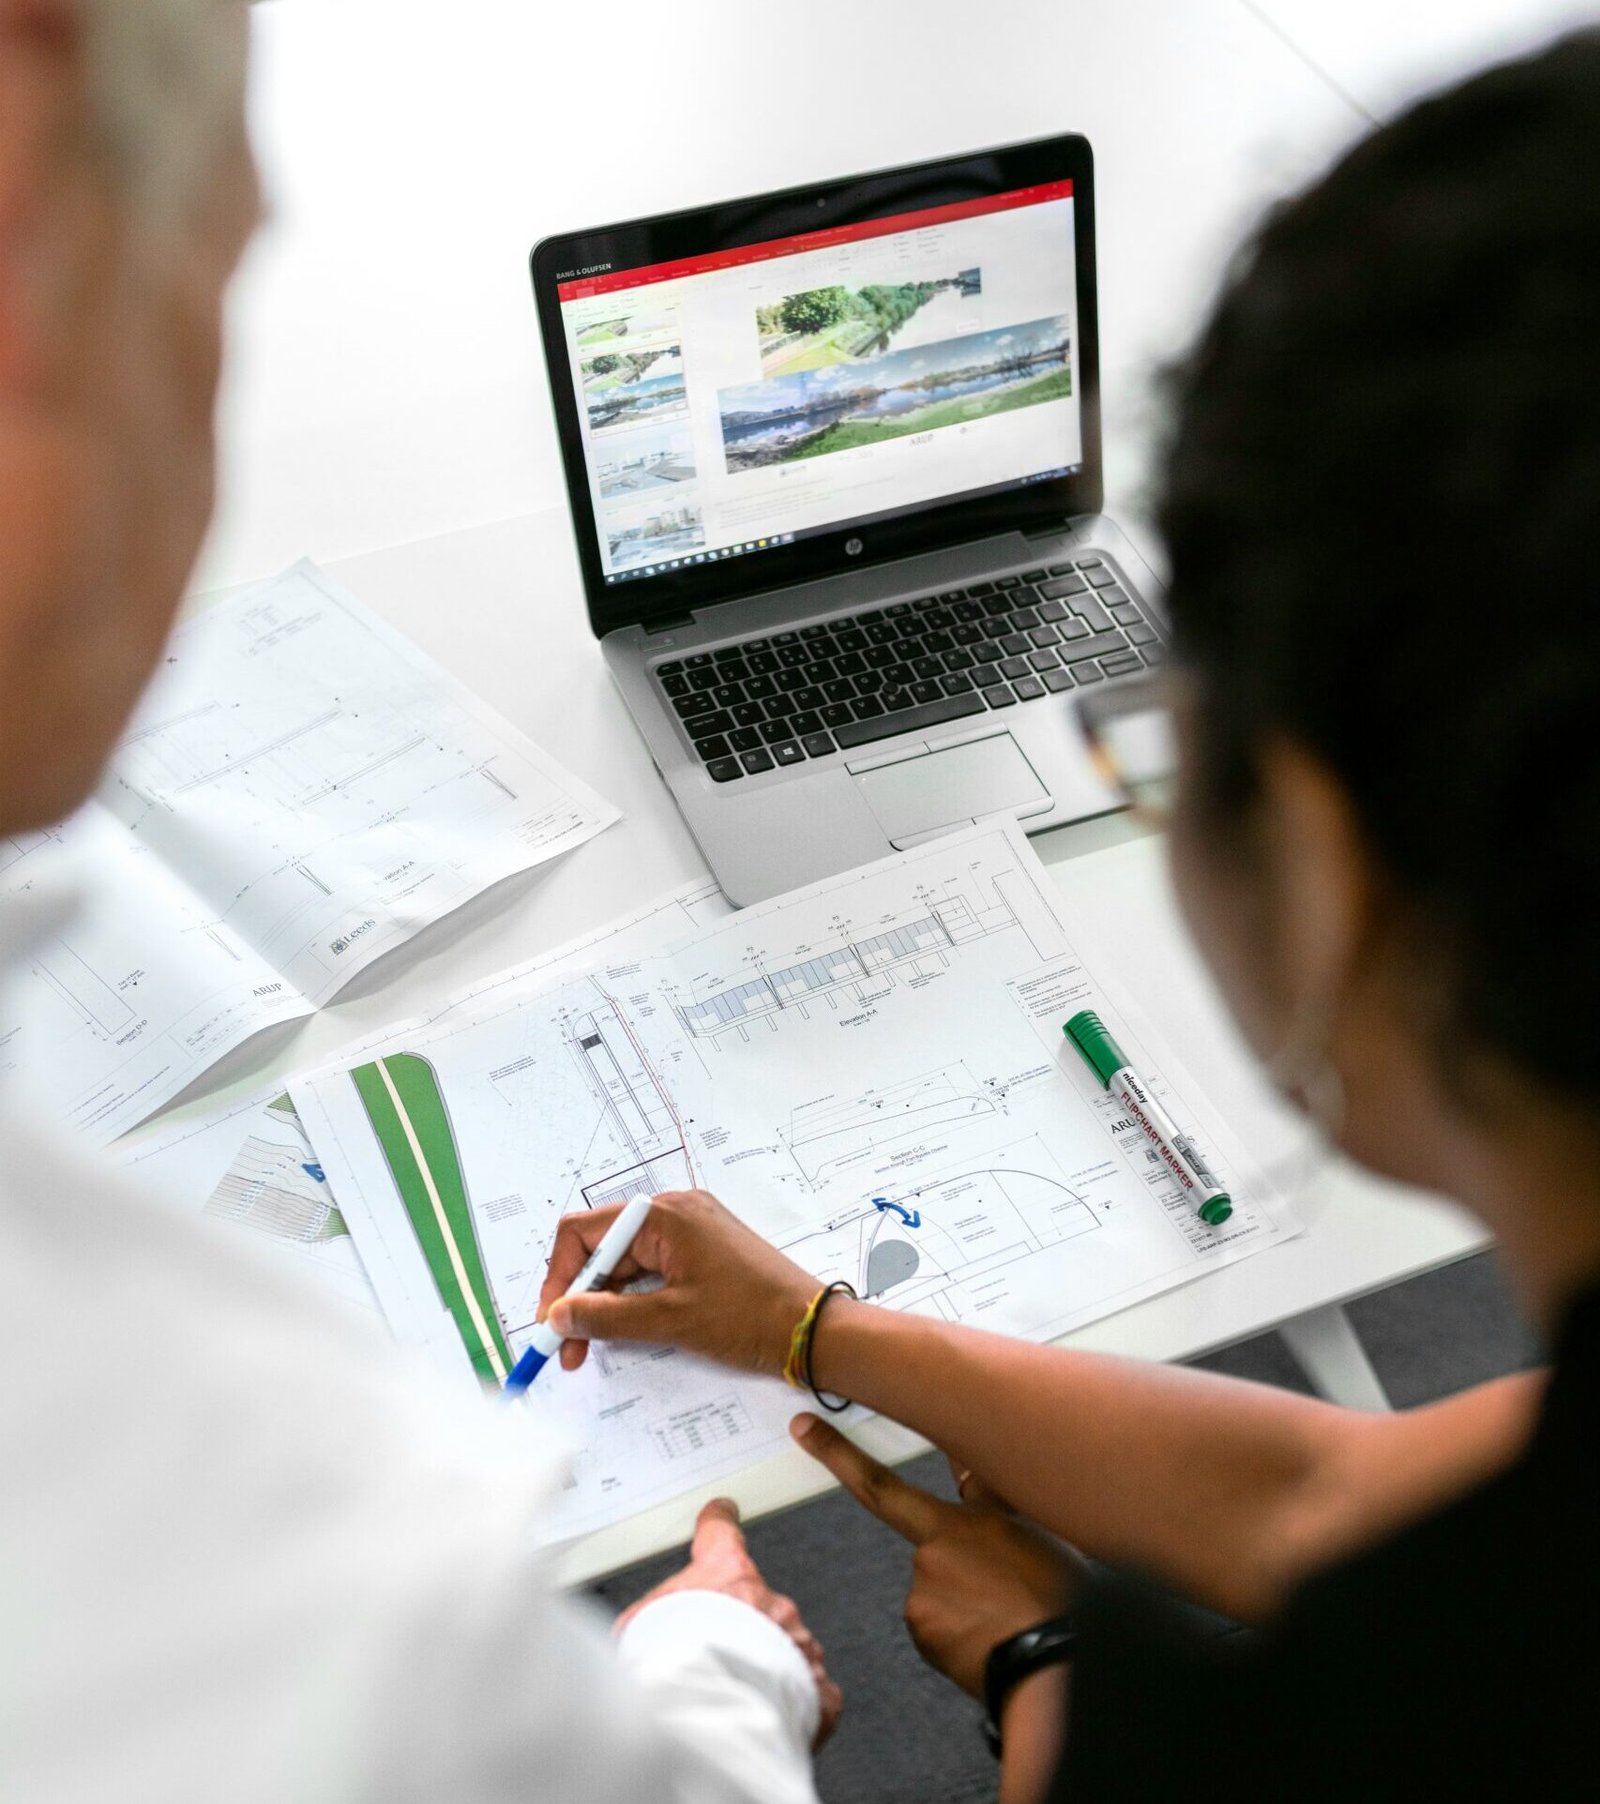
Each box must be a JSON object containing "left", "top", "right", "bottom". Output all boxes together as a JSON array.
[{"left": 1076, "top": 671, "right": 1181, "bottom": 826}]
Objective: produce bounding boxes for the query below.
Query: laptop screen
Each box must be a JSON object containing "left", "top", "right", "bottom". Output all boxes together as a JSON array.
[{"left": 554, "top": 178, "right": 1082, "bottom": 587}]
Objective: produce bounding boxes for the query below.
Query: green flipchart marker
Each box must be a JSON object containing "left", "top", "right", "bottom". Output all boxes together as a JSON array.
[
  {"left": 350, "top": 1052, "right": 513, "bottom": 1382},
  {"left": 1064, "top": 1009, "right": 1233, "bottom": 1227}
]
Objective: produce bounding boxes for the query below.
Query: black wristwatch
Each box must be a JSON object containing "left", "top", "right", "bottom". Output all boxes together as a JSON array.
[{"left": 982, "top": 1614, "right": 1078, "bottom": 1757}]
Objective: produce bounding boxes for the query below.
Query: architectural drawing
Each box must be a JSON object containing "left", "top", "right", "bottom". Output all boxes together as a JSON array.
[{"left": 781, "top": 1062, "right": 1004, "bottom": 1184}]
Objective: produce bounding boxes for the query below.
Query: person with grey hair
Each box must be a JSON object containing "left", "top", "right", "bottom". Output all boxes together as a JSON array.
[{"left": 0, "top": 4, "right": 838, "bottom": 1798}]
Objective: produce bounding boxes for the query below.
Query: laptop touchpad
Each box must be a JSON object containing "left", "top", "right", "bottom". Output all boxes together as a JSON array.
[{"left": 853, "top": 733, "right": 1051, "bottom": 848}]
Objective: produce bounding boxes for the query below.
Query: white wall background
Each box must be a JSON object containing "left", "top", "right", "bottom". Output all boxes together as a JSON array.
[{"left": 202, "top": 0, "right": 1599, "bottom": 593}]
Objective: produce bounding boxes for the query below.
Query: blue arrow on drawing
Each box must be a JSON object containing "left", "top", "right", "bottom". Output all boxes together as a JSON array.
[{"left": 872, "top": 1195, "right": 922, "bottom": 1229}]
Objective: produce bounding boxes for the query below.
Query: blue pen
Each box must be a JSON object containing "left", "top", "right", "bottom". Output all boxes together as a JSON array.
[{"left": 506, "top": 1192, "right": 654, "bottom": 1394}]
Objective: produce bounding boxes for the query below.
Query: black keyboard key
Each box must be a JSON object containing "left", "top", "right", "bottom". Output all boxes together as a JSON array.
[
  {"left": 834, "top": 652, "right": 867, "bottom": 677},
  {"left": 1037, "top": 600, "right": 1068, "bottom": 623},
  {"left": 1102, "top": 587, "right": 1131, "bottom": 606},
  {"left": 1000, "top": 633, "right": 1031, "bottom": 657},
  {"left": 952, "top": 622, "right": 984, "bottom": 645},
  {"left": 941, "top": 673, "right": 975, "bottom": 695},
  {"left": 1073, "top": 597, "right": 1114, "bottom": 633},
  {"left": 745, "top": 674, "right": 777, "bottom": 699},
  {"left": 1046, "top": 563, "right": 1074, "bottom": 576},
  {"left": 880, "top": 687, "right": 911, "bottom": 711},
  {"left": 942, "top": 649, "right": 974, "bottom": 671},
  {"left": 1109, "top": 603, "right": 1142, "bottom": 626},
  {"left": 775, "top": 669, "right": 807, "bottom": 693},
  {"left": 741, "top": 748, "right": 775, "bottom": 773},
  {"left": 1040, "top": 574, "right": 1087, "bottom": 599},
  {"left": 686, "top": 653, "right": 713, "bottom": 669},
  {"left": 851, "top": 695, "right": 886, "bottom": 720},
  {"left": 1010, "top": 606, "right": 1041, "bottom": 630},
  {"left": 1023, "top": 568, "right": 1047, "bottom": 583},
  {"left": 922, "top": 631, "right": 955, "bottom": 654},
  {"left": 1012, "top": 675, "right": 1045, "bottom": 701},
  {"left": 1073, "top": 660, "right": 1105, "bottom": 685},
  {"left": 733, "top": 701, "right": 766, "bottom": 726},
  {"left": 689, "top": 710, "right": 735, "bottom": 739},
  {"left": 922, "top": 608, "right": 955, "bottom": 630},
  {"left": 800, "top": 623, "right": 830, "bottom": 640},
  {"left": 764, "top": 692, "right": 798, "bottom": 719},
  {"left": 696, "top": 734, "right": 731, "bottom": 760},
  {"left": 954, "top": 601, "right": 986, "bottom": 624},
  {"left": 865, "top": 644, "right": 899, "bottom": 668},
  {"left": 791, "top": 709, "right": 824, "bottom": 735},
  {"left": 823, "top": 677, "right": 857, "bottom": 702},
  {"left": 712, "top": 683, "right": 745, "bottom": 708},
  {"left": 821, "top": 702, "right": 855, "bottom": 728},
  {"left": 972, "top": 663, "right": 1004, "bottom": 687},
  {"left": 1086, "top": 569, "right": 1117, "bottom": 589},
  {"left": 1076, "top": 556, "right": 1104, "bottom": 569},
  {"left": 885, "top": 663, "right": 915, "bottom": 688},
  {"left": 913, "top": 656, "right": 943, "bottom": 680},
  {"left": 985, "top": 685, "right": 1018, "bottom": 709},
  {"left": 832, "top": 691, "right": 987, "bottom": 748},
  {"left": 911, "top": 679, "right": 942, "bottom": 704},
  {"left": 855, "top": 670, "right": 887, "bottom": 695},
  {"left": 674, "top": 691, "right": 715, "bottom": 718},
  {"left": 729, "top": 726, "right": 763, "bottom": 752},
  {"left": 661, "top": 673, "right": 690, "bottom": 698},
  {"left": 778, "top": 645, "right": 808, "bottom": 667},
  {"left": 1030, "top": 626, "right": 1061, "bottom": 648},
  {"left": 1043, "top": 668, "right": 1076, "bottom": 693},
  {"left": 1059, "top": 629, "right": 1129, "bottom": 665},
  {"left": 1100, "top": 652, "right": 1144, "bottom": 677},
  {"left": 912, "top": 595, "right": 940, "bottom": 613},
  {"left": 972, "top": 640, "right": 1002, "bottom": 663},
  {"left": 772, "top": 740, "right": 806, "bottom": 766},
  {"left": 707, "top": 756, "right": 742, "bottom": 782},
  {"left": 720, "top": 658, "right": 751, "bottom": 682},
  {"left": 892, "top": 637, "right": 924, "bottom": 661},
  {"left": 713, "top": 645, "right": 745, "bottom": 664},
  {"left": 999, "top": 656, "right": 1031, "bottom": 679},
  {"left": 744, "top": 637, "right": 770, "bottom": 652},
  {"left": 804, "top": 732, "right": 837, "bottom": 757},
  {"left": 794, "top": 686, "right": 825, "bottom": 711},
  {"left": 760, "top": 719, "right": 792, "bottom": 744},
  {"left": 983, "top": 594, "right": 1013, "bottom": 618},
  {"left": 886, "top": 602, "right": 913, "bottom": 617},
  {"left": 1061, "top": 618, "right": 1091, "bottom": 641},
  {"left": 939, "top": 590, "right": 967, "bottom": 604},
  {"left": 689, "top": 667, "right": 720, "bottom": 690},
  {"left": 1126, "top": 622, "right": 1156, "bottom": 646},
  {"left": 802, "top": 660, "right": 833, "bottom": 684},
  {"left": 833, "top": 615, "right": 857, "bottom": 629},
  {"left": 1142, "top": 645, "right": 1166, "bottom": 667},
  {"left": 1028, "top": 648, "right": 1060, "bottom": 671},
  {"left": 996, "top": 575, "right": 1022, "bottom": 590},
  {"left": 856, "top": 608, "right": 885, "bottom": 625},
  {"left": 834, "top": 629, "right": 868, "bottom": 653},
  {"left": 747, "top": 651, "right": 778, "bottom": 674},
  {"left": 773, "top": 631, "right": 799, "bottom": 646},
  {"left": 657, "top": 659, "right": 683, "bottom": 676},
  {"left": 968, "top": 582, "right": 996, "bottom": 597}
]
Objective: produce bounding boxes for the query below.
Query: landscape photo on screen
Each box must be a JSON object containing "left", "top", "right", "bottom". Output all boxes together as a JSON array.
[
  {"left": 595, "top": 420, "right": 698, "bottom": 499},
  {"left": 581, "top": 344, "right": 687, "bottom": 433},
  {"left": 756, "top": 271, "right": 983, "bottom": 375},
  {"left": 718, "top": 314, "right": 1071, "bottom": 471},
  {"left": 605, "top": 497, "right": 705, "bottom": 569}
]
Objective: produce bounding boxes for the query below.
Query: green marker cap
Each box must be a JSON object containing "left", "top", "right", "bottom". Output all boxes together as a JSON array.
[{"left": 1064, "top": 1009, "right": 1128, "bottom": 1090}]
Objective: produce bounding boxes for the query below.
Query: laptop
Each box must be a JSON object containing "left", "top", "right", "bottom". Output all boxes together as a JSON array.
[{"left": 531, "top": 133, "right": 1166, "bottom": 905}]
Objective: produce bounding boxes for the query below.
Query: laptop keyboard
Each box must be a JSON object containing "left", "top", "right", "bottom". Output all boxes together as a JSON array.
[{"left": 651, "top": 556, "right": 1164, "bottom": 784}]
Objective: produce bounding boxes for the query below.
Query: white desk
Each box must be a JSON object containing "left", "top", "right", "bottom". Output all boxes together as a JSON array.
[
  {"left": 162, "top": 508, "right": 1487, "bottom": 1585},
  {"left": 163, "top": 1, "right": 1542, "bottom": 1578}
]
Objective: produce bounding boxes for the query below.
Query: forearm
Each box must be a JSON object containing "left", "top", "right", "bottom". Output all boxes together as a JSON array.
[
  {"left": 998, "top": 1667, "right": 1068, "bottom": 1804},
  {"left": 810, "top": 1301, "right": 1539, "bottom": 1619}
]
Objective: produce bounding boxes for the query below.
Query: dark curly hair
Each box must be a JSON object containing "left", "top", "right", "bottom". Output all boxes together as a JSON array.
[{"left": 1159, "top": 29, "right": 1600, "bottom": 1104}]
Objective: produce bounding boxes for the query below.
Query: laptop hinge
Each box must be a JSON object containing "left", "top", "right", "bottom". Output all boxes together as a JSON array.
[{"left": 640, "top": 612, "right": 697, "bottom": 637}]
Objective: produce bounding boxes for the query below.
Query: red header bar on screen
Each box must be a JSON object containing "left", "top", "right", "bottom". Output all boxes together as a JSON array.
[{"left": 556, "top": 180, "right": 1073, "bottom": 302}]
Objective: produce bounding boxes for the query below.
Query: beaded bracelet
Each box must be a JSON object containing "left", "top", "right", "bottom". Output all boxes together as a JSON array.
[{"left": 781, "top": 1279, "right": 857, "bottom": 1413}]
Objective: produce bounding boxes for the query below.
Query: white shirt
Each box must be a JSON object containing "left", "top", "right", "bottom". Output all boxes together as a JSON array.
[{"left": 0, "top": 895, "right": 820, "bottom": 1803}]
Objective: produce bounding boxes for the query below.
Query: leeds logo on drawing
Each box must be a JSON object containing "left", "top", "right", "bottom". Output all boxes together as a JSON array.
[{"left": 330, "top": 919, "right": 377, "bottom": 957}]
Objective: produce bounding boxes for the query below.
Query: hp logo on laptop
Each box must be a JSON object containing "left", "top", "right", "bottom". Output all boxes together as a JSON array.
[{"left": 845, "top": 537, "right": 863, "bottom": 557}]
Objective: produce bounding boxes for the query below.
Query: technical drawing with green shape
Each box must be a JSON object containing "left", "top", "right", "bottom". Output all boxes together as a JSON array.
[{"left": 349, "top": 1052, "right": 511, "bottom": 1384}]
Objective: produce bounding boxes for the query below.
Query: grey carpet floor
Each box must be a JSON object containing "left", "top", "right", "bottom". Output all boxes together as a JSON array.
[{"left": 590, "top": 1251, "right": 1540, "bottom": 1804}]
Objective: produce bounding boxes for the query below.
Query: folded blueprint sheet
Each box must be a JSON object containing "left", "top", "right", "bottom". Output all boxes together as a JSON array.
[
  {"left": 114, "top": 879, "right": 732, "bottom": 1319},
  {"left": 0, "top": 560, "right": 619, "bottom": 1143},
  {"left": 293, "top": 821, "right": 1298, "bottom": 1546}
]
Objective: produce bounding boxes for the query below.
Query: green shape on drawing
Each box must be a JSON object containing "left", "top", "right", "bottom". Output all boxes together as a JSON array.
[{"left": 349, "top": 1052, "right": 511, "bottom": 1384}]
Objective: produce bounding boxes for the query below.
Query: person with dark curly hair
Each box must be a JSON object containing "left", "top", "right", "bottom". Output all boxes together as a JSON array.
[{"left": 539, "top": 31, "right": 1600, "bottom": 1801}]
